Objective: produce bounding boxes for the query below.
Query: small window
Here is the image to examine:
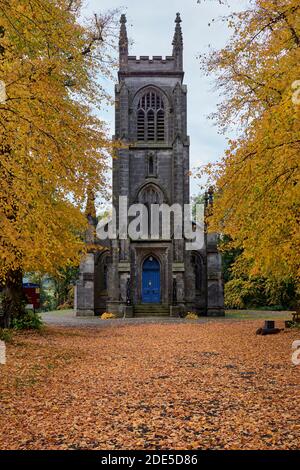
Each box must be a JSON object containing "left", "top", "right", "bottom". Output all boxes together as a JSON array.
[{"left": 149, "top": 155, "right": 154, "bottom": 175}]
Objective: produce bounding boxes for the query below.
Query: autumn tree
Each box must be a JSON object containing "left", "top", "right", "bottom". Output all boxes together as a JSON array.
[
  {"left": 0, "top": 0, "right": 118, "bottom": 326},
  {"left": 51, "top": 266, "right": 79, "bottom": 309},
  {"left": 200, "top": 0, "right": 300, "bottom": 285}
]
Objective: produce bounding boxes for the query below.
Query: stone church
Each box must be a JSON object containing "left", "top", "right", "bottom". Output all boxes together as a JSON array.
[{"left": 75, "top": 14, "right": 224, "bottom": 317}]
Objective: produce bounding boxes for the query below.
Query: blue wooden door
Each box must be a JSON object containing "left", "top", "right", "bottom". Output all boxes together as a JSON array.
[{"left": 142, "top": 257, "right": 160, "bottom": 303}]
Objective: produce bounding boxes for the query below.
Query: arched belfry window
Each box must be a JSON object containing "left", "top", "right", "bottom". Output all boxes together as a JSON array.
[{"left": 137, "top": 90, "right": 165, "bottom": 142}]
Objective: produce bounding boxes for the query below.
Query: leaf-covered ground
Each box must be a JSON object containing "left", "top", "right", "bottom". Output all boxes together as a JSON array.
[{"left": 0, "top": 321, "right": 299, "bottom": 450}]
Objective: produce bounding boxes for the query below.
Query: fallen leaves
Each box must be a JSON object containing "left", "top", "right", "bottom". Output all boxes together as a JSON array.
[{"left": 0, "top": 321, "right": 299, "bottom": 449}]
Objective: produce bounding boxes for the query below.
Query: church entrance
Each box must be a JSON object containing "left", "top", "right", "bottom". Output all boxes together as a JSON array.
[{"left": 142, "top": 256, "right": 160, "bottom": 303}]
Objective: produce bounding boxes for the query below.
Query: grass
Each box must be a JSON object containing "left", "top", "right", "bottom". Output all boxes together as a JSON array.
[
  {"left": 40, "top": 309, "right": 74, "bottom": 317},
  {"left": 225, "top": 309, "right": 291, "bottom": 320}
]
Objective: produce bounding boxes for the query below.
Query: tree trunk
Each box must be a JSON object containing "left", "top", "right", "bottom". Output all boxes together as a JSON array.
[
  {"left": 0, "top": 28, "right": 25, "bottom": 328},
  {"left": 0, "top": 269, "right": 25, "bottom": 328}
]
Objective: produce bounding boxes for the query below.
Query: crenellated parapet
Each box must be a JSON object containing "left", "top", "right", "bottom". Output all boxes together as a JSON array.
[{"left": 118, "top": 14, "right": 184, "bottom": 79}]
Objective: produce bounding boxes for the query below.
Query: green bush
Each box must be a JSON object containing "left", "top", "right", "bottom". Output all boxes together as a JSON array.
[
  {"left": 12, "top": 310, "right": 43, "bottom": 330},
  {"left": 224, "top": 279, "right": 259, "bottom": 309},
  {"left": 264, "top": 277, "right": 298, "bottom": 308},
  {"left": 57, "top": 301, "right": 73, "bottom": 310},
  {"left": 40, "top": 290, "right": 57, "bottom": 312},
  {"left": 225, "top": 276, "right": 298, "bottom": 310},
  {"left": 0, "top": 328, "right": 13, "bottom": 342}
]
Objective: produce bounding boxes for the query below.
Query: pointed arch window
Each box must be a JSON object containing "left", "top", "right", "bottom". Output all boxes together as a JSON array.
[
  {"left": 148, "top": 155, "right": 154, "bottom": 175},
  {"left": 137, "top": 90, "right": 165, "bottom": 142}
]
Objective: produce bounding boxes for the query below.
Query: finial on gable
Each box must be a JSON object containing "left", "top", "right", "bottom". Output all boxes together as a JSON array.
[
  {"left": 120, "top": 14, "right": 127, "bottom": 25},
  {"left": 172, "top": 13, "right": 183, "bottom": 70},
  {"left": 175, "top": 12, "right": 182, "bottom": 24},
  {"left": 119, "top": 14, "right": 128, "bottom": 69}
]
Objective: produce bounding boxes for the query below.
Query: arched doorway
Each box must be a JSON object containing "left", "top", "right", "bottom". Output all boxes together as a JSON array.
[{"left": 142, "top": 256, "right": 160, "bottom": 303}]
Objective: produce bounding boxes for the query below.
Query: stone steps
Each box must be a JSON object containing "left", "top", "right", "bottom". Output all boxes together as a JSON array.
[{"left": 134, "top": 304, "right": 170, "bottom": 317}]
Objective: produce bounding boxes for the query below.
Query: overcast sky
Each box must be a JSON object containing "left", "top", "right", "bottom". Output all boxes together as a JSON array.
[{"left": 82, "top": 0, "right": 248, "bottom": 196}]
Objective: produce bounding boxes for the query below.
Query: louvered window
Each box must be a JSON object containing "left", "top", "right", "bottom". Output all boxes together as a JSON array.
[
  {"left": 137, "top": 91, "right": 165, "bottom": 142},
  {"left": 137, "top": 110, "right": 145, "bottom": 141},
  {"left": 157, "top": 109, "right": 165, "bottom": 141},
  {"left": 147, "top": 110, "right": 155, "bottom": 141}
]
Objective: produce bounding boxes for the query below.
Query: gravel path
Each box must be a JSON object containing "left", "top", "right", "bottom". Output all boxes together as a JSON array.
[{"left": 41, "top": 311, "right": 208, "bottom": 328}]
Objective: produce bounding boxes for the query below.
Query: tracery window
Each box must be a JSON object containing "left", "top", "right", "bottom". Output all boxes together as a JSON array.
[
  {"left": 138, "top": 184, "right": 164, "bottom": 205},
  {"left": 137, "top": 91, "right": 165, "bottom": 142}
]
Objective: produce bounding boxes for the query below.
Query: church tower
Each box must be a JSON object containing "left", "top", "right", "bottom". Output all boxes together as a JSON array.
[{"left": 75, "top": 14, "right": 224, "bottom": 317}]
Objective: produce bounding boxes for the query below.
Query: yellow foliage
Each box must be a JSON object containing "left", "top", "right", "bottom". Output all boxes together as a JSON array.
[
  {"left": 100, "top": 312, "right": 116, "bottom": 320},
  {"left": 185, "top": 312, "right": 199, "bottom": 320},
  {"left": 0, "top": 0, "right": 118, "bottom": 280},
  {"left": 200, "top": 0, "right": 300, "bottom": 281}
]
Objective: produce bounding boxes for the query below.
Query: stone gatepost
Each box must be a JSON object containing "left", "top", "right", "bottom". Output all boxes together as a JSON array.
[
  {"left": 75, "top": 253, "right": 95, "bottom": 316},
  {"left": 118, "top": 262, "right": 133, "bottom": 318},
  {"left": 107, "top": 240, "right": 121, "bottom": 316},
  {"left": 206, "top": 233, "right": 225, "bottom": 316},
  {"left": 170, "top": 263, "right": 185, "bottom": 317}
]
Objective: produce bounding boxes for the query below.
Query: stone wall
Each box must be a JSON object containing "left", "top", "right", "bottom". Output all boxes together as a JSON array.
[{"left": 76, "top": 14, "right": 225, "bottom": 317}]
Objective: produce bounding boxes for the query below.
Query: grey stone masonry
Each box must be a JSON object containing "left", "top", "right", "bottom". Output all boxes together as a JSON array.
[{"left": 76, "top": 13, "right": 224, "bottom": 317}]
